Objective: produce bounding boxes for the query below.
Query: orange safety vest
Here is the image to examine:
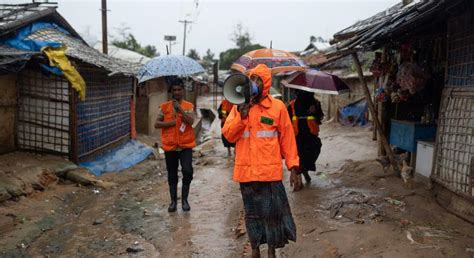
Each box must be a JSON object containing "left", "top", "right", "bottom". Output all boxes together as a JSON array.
[
  {"left": 222, "top": 64, "right": 299, "bottom": 183},
  {"left": 160, "top": 100, "right": 196, "bottom": 151},
  {"left": 289, "top": 100, "right": 319, "bottom": 136},
  {"left": 220, "top": 99, "right": 234, "bottom": 124}
]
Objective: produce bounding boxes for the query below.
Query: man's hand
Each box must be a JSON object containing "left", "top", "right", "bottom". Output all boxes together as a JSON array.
[
  {"left": 238, "top": 104, "right": 250, "bottom": 119},
  {"left": 290, "top": 168, "right": 303, "bottom": 192},
  {"left": 154, "top": 119, "right": 176, "bottom": 129},
  {"left": 173, "top": 100, "right": 182, "bottom": 113}
]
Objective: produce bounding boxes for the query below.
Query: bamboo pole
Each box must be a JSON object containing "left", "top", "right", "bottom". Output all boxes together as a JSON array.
[
  {"left": 372, "top": 76, "right": 378, "bottom": 141},
  {"left": 352, "top": 53, "right": 399, "bottom": 173}
]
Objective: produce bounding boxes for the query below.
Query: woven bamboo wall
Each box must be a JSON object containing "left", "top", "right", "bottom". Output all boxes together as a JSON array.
[
  {"left": 433, "top": 10, "right": 474, "bottom": 199},
  {"left": 75, "top": 64, "right": 133, "bottom": 163},
  {"left": 434, "top": 87, "right": 473, "bottom": 198}
]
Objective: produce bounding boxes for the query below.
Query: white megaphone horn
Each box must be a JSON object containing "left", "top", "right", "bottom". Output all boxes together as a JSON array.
[{"left": 223, "top": 73, "right": 259, "bottom": 105}]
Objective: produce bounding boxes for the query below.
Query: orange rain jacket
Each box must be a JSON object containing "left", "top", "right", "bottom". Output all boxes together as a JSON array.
[
  {"left": 222, "top": 64, "right": 299, "bottom": 182},
  {"left": 160, "top": 100, "right": 196, "bottom": 152}
]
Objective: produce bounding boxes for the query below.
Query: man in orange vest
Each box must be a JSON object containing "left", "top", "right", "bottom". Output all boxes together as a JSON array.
[
  {"left": 288, "top": 90, "right": 324, "bottom": 183},
  {"left": 217, "top": 98, "right": 235, "bottom": 156},
  {"left": 155, "top": 77, "right": 196, "bottom": 212},
  {"left": 222, "top": 64, "right": 301, "bottom": 258}
]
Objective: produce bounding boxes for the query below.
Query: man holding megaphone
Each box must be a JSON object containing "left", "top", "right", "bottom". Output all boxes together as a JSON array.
[{"left": 222, "top": 64, "right": 302, "bottom": 257}]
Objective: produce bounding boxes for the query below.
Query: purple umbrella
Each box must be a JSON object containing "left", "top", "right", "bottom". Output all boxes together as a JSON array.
[{"left": 282, "top": 69, "right": 350, "bottom": 95}]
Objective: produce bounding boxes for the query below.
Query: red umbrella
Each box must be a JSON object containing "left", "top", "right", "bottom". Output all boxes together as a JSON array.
[{"left": 282, "top": 69, "right": 350, "bottom": 95}]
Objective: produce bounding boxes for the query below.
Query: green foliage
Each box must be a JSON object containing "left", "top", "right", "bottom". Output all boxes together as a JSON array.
[
  {"left": 187, "top": 49, "right": 200, "bottom": 60},
  {"left": 219, "top": 44, "right": 265, "bottom": 70},
  {"left": 219, "top": 23, "right": 265, "bottom": 70},
  {"left": 203, "top": 49, "right": 215, "bottom": 63},
  {"left": 112, "top": 33, "right": 157, "bottom": 58}
]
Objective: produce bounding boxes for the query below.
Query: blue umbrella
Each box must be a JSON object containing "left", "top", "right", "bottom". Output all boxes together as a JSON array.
[{"left": 137, "top": 55, "right": 205, "bottom": 83}]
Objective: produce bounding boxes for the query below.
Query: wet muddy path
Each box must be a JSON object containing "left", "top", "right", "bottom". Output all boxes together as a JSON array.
[
  {"left": 1, "top": 123, "right": 473, "bottom": 257},
  {"left": 0, "top": 139, "right": 244, "bottom": 257}
]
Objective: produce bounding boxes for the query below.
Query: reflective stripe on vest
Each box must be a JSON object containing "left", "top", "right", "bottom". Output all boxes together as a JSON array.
[
  {"left": 242, "top": 131, "right": 250, "bottom": 138},
  {"left": 290, "top": 100, "right": 319, "bottom": 136},
  {"left": 256, "top": 130, "right": 278, "bottom": 138}
]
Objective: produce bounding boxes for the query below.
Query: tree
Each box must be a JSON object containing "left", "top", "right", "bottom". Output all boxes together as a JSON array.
[
  {"left": 203, "top": 49, "right": 215, "bottom": 63},
  {"left": 231, "top": 23, "right": 252, "bottom": 49},
  {"left": 111, "top": 26, "right": 157, "bottom": 58},
  {"left": 187, "top": 49, "right": 200, "bottom": 60},
  {"left": 219, "top": 23, "right": 265, "bottom": 70}
]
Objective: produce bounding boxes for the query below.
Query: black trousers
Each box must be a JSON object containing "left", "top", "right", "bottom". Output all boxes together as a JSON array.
[
  {"left": 164, "top": 148, "right": 193, "bottom": 186},
  {"left": 296, "top": 134, "right": 322, "bottom": 172}
]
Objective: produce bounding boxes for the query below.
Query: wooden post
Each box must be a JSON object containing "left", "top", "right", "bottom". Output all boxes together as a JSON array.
[
  {"left": 327, "top": 95, "right": 331, "bottom": 120},
  {"left": 70, "top": 88, "right": 78, "bottom": 164},
  {"left": 372, "top": 76, "right": 378, "bottom": 141},
  {"left": 101, "top": 0, "right": 108, "bottom": 54},
  {"left": 352, "top": 53, "right": 399, "bottom": 173}
]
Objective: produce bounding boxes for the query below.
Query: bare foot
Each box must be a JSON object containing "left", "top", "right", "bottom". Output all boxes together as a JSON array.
[
  {"left": 252, "top": 248, "right": 261, "bottom": 258},
  {"left": 268, "top": 247, "right": 276, "bottom": 258}
]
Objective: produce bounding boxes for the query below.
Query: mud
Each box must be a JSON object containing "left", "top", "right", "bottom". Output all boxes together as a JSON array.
[{"left": 0, "top": 121, "right": 473, "bottom": 257}]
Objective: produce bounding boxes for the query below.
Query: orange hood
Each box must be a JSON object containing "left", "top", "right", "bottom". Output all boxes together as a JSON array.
[{"left": 248, "top": 64, "right": 272, "bottom": 97}]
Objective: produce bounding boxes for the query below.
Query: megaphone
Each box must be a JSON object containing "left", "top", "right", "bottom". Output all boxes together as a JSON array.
[{"left": 223, "top": 74, "right": 259, "bottom": 105}]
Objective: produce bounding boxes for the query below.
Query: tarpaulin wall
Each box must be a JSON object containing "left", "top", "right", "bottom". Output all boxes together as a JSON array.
[
  {"left": 75, "top": 63, "right": 133, "bottom": 163},
  {"left": 16, "top": 68, "right": 70, "bottom": 154}
]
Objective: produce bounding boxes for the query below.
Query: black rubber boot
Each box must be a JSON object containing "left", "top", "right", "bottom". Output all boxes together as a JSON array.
[
  {"left": 182, "top": 184, "right": 191, "bottom": 211},
  {"left": 302, "top": 170, "right": 311, "bottom": 183},
  {"left": 168, "top": 184, "right": 177, "bottom": 212}
]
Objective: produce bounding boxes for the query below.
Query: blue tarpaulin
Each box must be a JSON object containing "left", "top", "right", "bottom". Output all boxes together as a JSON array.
[
  {"left": 339, "top": 98, "right": 368, "bottom": 126},
  {"left": 80, "top": 140, "right": 153, "bottom": 176},
  {"left": 0, "top": 22, "right": 70, "bottom": 75},
  {"left": 1, "top": 21, "right": 69, "bottom": 51}
]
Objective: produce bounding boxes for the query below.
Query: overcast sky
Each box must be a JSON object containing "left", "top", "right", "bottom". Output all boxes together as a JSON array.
[{"left": 8, "top": 0, "right": 400, "bottom": 56}]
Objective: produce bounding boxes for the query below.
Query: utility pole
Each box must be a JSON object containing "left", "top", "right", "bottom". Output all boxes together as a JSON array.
[
  {"left": 101, "top": 0, "right": 108, "bottom": 54},
  {"left": 179, "top": 19, "right": 193, "bottom": 55}
]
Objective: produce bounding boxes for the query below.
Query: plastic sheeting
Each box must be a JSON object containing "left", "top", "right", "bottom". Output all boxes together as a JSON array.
[
  {"left": 1, "top": 22, "right": 68, "bottom": 52},
  {"left": 1, "top": 22, "right": 86, "bottom": 99},
  {"left": 43, "top": 46, "right": 86, "bottom": 100},
  {"left": 339, "top": 98, "right": 368, "bottom": 126},
  {"left": 80, "top": 140, "right": 153, "bottom": 176}
]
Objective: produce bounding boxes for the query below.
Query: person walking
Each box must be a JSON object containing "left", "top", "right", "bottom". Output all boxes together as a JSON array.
[
  {"left": 288, "top": 90, "right": 324, "bottom": 183},
  {"left": 155, "top": 77, "right": 196, "bottom": 212},
  {"left": 222, "top": 64, "right": 302, "bottom": 258}
]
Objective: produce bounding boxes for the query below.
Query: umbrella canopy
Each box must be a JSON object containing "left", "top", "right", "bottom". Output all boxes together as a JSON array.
[
  {"left": 282, "top": 69, "right": 350, "bottom": 95},
  {"left": 137, "top": 55, "right": 205, "bottom": 83},
  {"left": 231, "top": 48, "right": 306, "bottom": 75}
]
